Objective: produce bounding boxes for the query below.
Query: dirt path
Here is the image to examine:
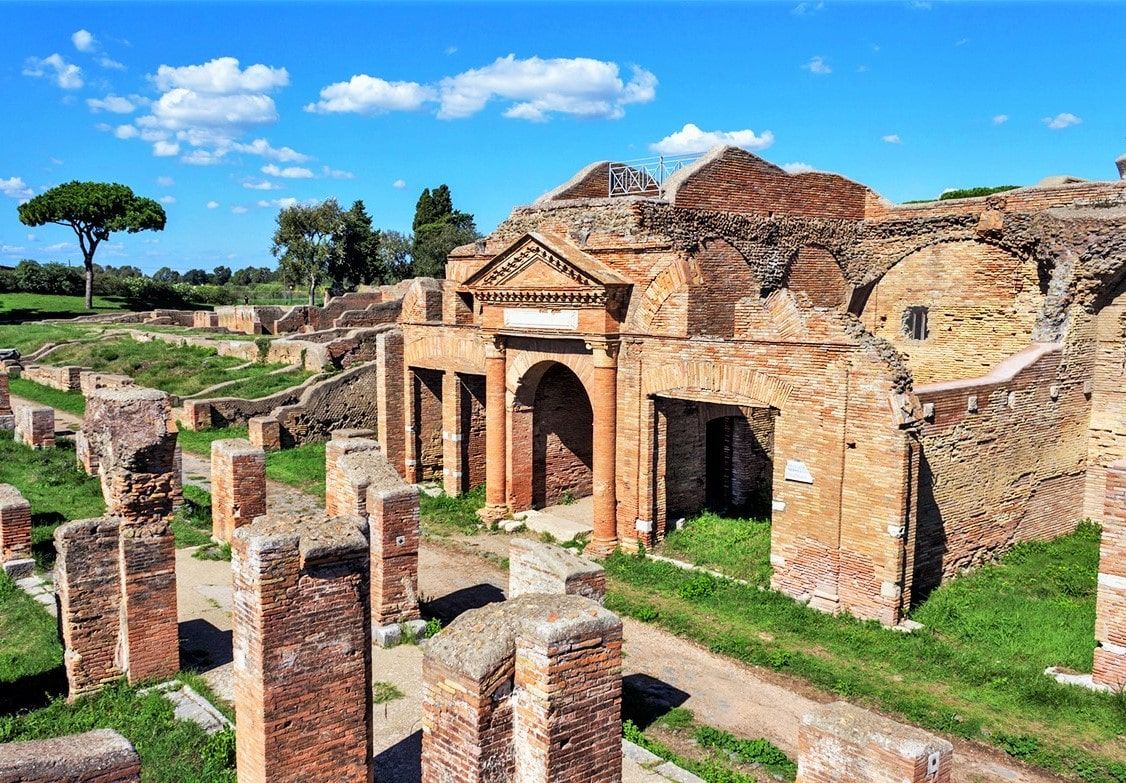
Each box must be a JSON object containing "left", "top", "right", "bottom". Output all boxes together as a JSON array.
[{"left": 17, "top": 394, "right": 1062, "bottom": 783}]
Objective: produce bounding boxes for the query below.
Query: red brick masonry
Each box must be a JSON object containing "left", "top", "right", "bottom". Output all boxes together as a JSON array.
[
  {"left": 0, "top": 484, "right": 31, "bottom": 565},
  {"left": 210, "top": 439, "right": 267, "bottom": 543},
  {"left": 1094, "top": 461, "right": 1126, "bottom": 687}
]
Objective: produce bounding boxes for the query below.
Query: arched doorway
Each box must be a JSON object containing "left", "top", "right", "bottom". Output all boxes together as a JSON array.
[{"left": 532, "top": 364, "right": 594, "bottom": 508}]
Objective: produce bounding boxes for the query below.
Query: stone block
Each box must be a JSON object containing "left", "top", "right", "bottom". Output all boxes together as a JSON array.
[
  {"left": 15, "top": 406, "right": 54, "bottom": 449},
  {"left": 508, "top": 538, "right": 606, "bottom": 603},
  {"left": 0, "top": 728, "right": 140, "bottom": 782}
]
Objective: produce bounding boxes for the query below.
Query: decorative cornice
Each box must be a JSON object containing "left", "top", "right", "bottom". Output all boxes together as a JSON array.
[{"left": 475, "top": 289, "right": 608, "bottom": 307}]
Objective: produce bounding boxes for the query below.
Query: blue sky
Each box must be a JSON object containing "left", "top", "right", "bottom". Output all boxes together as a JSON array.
[{"left": 1, "top": 1, "right": 1123, "bottom": 274}]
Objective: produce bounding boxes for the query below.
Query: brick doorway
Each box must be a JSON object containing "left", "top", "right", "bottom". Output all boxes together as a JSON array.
[{"left": 532, "top": 363, "right": 594, "bottom": 508}]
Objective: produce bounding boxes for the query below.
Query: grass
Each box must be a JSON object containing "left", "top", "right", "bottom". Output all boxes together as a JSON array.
[
  {"left": 0, "top": 572, "right": 62, "bottom": 691},
  {"left": 372, "top": 681, "right": 405, "bottom": 705},
  {"left": 0, "top": 293, "right": 128, "bottom": 322},
  {"left": 419, "top": 485, "right": 486, "bottom": 535},
  {"left": 42, "top": 337, "right": 287, "bottom": 398},
  {"left": 265, "top": 441, "right": 326, "bottom": 498},
  {"left": 174, "top": 425, "right": 250, "bottom": 458},
  {"left": 0, "top": 680, "right": 236, "bottom": 782},
  {"left": 658, "top": 512, "right": 773, "bottom": 586},
  {"left": 170, "top": 485, "right": 213, "bottom": 548},
  {"left": 605, "top": 521, "right": 1126, "bottom": 783},
  {"left": 0, "top": 323, "right": 100, "bottom": 355},
  {"left": 9, "top": 377, "right": 86, "bottom": 416},
  {"left": 206, "top": 369, "right": 315, "bottom": 400}
]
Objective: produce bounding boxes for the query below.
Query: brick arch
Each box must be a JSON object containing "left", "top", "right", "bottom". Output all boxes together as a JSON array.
[
  {"left": 630, "top": 255, "right": 696, "bottom": 335},
  {"left": 781, "top": 244, "right": 850, "bottom": 308},
  {"left": 403, "top": 333, "right": 485, "bottom": 373},
  {"left": 506, "top": 349, "right": 595, "bottom": 402},
  {"left": 641, "top": 360, "right": 794, "bottom": 411}
]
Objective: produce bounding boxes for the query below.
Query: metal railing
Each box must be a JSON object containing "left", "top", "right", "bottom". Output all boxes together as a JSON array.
[{"left": 608, "top": 153, "right": 701, "bottom": 197}]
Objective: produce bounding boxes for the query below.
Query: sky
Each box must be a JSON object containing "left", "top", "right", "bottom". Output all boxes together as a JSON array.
[{"left": 1, "top": 1, "right": 1123, "bottom": 274}]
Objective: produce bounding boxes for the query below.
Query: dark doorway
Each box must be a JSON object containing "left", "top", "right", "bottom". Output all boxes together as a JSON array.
[{"left": 532, "top": 364, "right": 593, "bottom": 507}]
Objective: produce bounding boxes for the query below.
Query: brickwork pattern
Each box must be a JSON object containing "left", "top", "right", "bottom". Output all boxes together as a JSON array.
[
  {"left": 0, "top": 484, "right": 31, "bottom": 564},
  {"left": 210, "top": 439, "right": 267, "bottom": 543},
  {"left": 15, "top": 406, "right": 54, "bottom": 449},
  {"left": 797, "top": 702, "right": 953, "bottom": 783},
  {"left": 324, "top": 436, "right": 382, "bottom": 517},
  {"left": 21, "top": 364, "right": 85, "bottom": 391},
  {"left": 368, "top": 482, "right": 421, "bottom": 625},
  {"left": 232, "top": 513, "right": 372, "bottom": 783},
  {"left": 0, "top": 728, "right": 140, "bottom": 783},
  {"left": 422, "top": 594, "right": 622, "bottom": 783},
  {"left": 0, "top": 372, "right": 11, "bottom": 417},
  {"left": 1094, "top": 461, "right": 1126, "bottom": 686},
  {"left": 508, "top": 538, "right": 606, "bottom": 602}
]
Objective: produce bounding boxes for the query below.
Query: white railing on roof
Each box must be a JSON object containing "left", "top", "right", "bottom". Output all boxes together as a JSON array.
[{"left": 608, "top": 154, "right": 702, "bottom": 197}]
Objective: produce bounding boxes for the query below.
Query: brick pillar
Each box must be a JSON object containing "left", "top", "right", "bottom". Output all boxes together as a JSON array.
[
  {"left": 587, "top": 341, "right": 619, "bottom": 557},
  {"left": 376, "top": 328, "right": 406, "bottom": 478},
  {"left": 478, "top": 336, "right": 508, "bottom": 524},
  {"left": 0, "top": 484, "right": 32, "bottom": 573},
  {"left": 0, "top": 372, "right": 13, "bottom": 432},
  {"left": 404, "top": 366, "right": 419, "bottom": 485},
  {"left": 442, "top": 370, "right": 465, "bottom": 496},
  {"left": 512, "top": 597, "right": 623, "bottom": 783},
  {"left": 211, "top": 439, "right": 267, "bottom": 543},
  {"left": 232, "top": 514, "right": 372, "bottom": 783},
  {"left": 325, "top": 436, "right": 381, "bottom": 516},
  {"left": 248, "top": 416, "right": 281, "bottom": 451},
  {"left": 1094, "top": 460, "right": 1126, "bottom": 687},
  {"left": 797, "top": 702, "right": 953, "bottom": 783},
  {"left": 368, "top": 482, "right": 421, "bottom": 626},
  {"left": 55, "top": 517, "right": 124, "bottom": 700},
  {"left": 0, "top": 729, "right": 140, "bottom": 783},
  {"left": 15, "top": 406, "right": 54, "bottom": 449}
]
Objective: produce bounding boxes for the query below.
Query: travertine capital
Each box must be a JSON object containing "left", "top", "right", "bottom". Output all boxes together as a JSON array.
[
  {"left": 481, "top": 333, "right": 506, "bottom": 359},
  {"left": 586, "top": 339, "right": 620, "bottom": 368}
]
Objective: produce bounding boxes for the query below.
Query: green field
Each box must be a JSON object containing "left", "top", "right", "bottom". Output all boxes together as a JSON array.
[
  {"left": 9, "top": 378, "right": 86, "bottom": 416},
  {"left": 206, "top": 369, "right": 314, "bottom": 400},
  {"left": 0, "top": 323, "right": 102, "bottom": 356},
  {"left": 0, "top": 293, "right": 129, "bottom": 323},
  {"left": 607, "top": 519, "right": 1125, "bottom": 782}
]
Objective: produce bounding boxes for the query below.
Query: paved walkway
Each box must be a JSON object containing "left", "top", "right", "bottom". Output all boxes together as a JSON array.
[{"left": 13, "top": 394, "right": 1061, "bottom": 783}]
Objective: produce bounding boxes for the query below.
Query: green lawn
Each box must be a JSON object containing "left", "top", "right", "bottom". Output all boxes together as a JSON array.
[
  {"left": 206, "top": 369, "right": 315, "bottom": 400},
  {"left": 0, "top": 573, "right": 62, "bottom": 693},
  {"left": 170, "top": 486, "right": 213, "bottom": 549},
  {"left": 174, "top": 425, "right": 250, "bottom": 458},
  {"left": 0, "top": 323, "right": 100, "bottom": 356},
  {"left": 420, "top": 485, "right": 486, "bottom": 535},
  {"left": 265, "top": 441, "right": 326, "bottom": 498},
  {"left": 42, "top": 337, "right": 287, "bottom": 397},
  {"left": 9, "top": 377, "right": 86, "bottom": 416},
  {"left": 606, "top": 521, "right": 1126, "bottom": 783},
  {"left": 0, "top": 293, "right": 128, "bottom": 323},
  {"left": 657, "top": 512, "right": 773, "bottom": 585}
]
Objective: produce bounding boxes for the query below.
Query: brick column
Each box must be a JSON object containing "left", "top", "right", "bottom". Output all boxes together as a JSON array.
[
  {"left": 368, "top": 482, "right": 421, "bottom": 626},
  {"left": 478, "top": 336, "right": 508, "bottom": 524},
  {"left": 1094, "top": 460, "right": 1126, "bottom": 687},
  {"left": 15, "top": 406, "right": 54, "bottom": 448},
  {"left": 797, "top": 702, "right": 953, "bottom": 783},
  {"left": 375, "top": 328, "right": 406, "bottom": 478},
  {"left": 325, "top": 436, "right": 381, "bottom": 517},
  {"left": 586, "top": 341, "right": 619, "bottom": 557},
  {"left": 442, "top": 371, "right": 466, "bottom": 496},
  {"left": 404, "top": 368, "right": 420, "bottom": 484},
  {"left": 0, "top": 484, "right": 32, "bottom": 575},
  {"left": 0, "top": 372, "right": 13, "bottom": 431},
  {"left": 211, "top": 439, "right": 267, "bottom": 543},
  {"left": 232, "top": 514, "right": 372, "bottom": 783}
]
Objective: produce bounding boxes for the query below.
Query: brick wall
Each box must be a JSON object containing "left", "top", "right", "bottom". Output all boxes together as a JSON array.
[
  {"left": 783, "top": 246, "right": 850, "bottom": 308},
  {"left": 532, "top": 363, "right": 593, "bottom": 507},
  {"left": 687, "top": 239, "right": 762, "bottom": 338},
  {"left": 232, "top": 513, "right": 372, "bottom": 783},
  {"left": 1094, "top": 461, "right": 1126, "bottom": 687},
  {"left": 324, "top": 436, "right": 382, "bottom": 517},
  {"left": 21, "top": 364, "right": 85, "bottom": 391},
  {"left": 797, "top": 702, "right": 953, "bottom": 783},
  {"left": 0, "top": 729, "right": 140, "bottom": 783},
  {"left": 210, "top": 439, "right": 267, "bottom": 543},
  {"left": 15, "top": 406, "right": 54, "bottom": 449},
  {"left": 0, "top": 372, "right": 12, "bottom": 417},
  {"left": 422, "top": 594, "right": 622, "bottom": 783},
  {"left": 0, "top": 484, "right": 31, "bottom": 566},
  {"left": 508, "top": 538, "right": 606, "bottom": 602},
  {"left": 1084, "top": 284, "right": 1126, "bottom": 520},
  {"left": 411, "top": 368, "right": 444, "bottom": 482}
]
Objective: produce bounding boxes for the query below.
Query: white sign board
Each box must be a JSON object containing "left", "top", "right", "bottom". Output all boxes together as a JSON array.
[
  {"left": 784, "top": 459, "right": 814, "bottom": 484},
  {"left": 503, "top": 308, "right": 579, "bottom": 331}
]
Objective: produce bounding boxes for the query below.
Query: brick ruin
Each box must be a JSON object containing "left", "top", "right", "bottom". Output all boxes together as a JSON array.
[
  {"left": 15, "top": 405, "right": 54, "bottom": 449},
  {"left": 797, "top": 702, "right": 953, "bottom": 783},
  {"left": 210, "top": 438, "right": 267, "bottom": 543},
  {"left": 1094, "top": 460, "right": 1126, "bottom": 687},
  {"left": 0, "top": 371, "right": 13, "bottom": 431},
  {"left": 232, "top": 512, "right": 373, "bottom": 783},
  {"left": 0, "top": 483, "right": 32, "bottom": 578},
  {"left": 421, "top": 593, "right": 623, "bottom": 783},
  {"left": 54, "top": 387, "right": 180, "bottom": 698},
  {"left": 0, "top": 728, "right": 140, "bottom": 783},
  {"left": 508, "top": 537, "right": 606, "bottom": 602}
]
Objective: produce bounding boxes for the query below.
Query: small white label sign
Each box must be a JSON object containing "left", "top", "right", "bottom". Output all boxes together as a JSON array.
[
  {"left": 503, "top": 308, "right": 579, "bottom": 330},
  {"left": 784, "top": 459, "right": 814, "bottom": 484}
]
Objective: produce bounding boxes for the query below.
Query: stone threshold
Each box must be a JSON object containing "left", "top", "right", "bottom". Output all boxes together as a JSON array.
[
  {"left": 624, "top": 739, "right": 708, "bottom": 783},
  {"left": 137, "top": 681, "right": 232, "bottom": 735}
]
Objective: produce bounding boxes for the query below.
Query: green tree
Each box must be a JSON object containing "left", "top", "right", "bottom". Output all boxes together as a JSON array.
[
  {"left": 212, "top": 265, "right": 233, "bottom": 286},
  {"left": 17, "top": 181, "right": 166, "bottom": 309},
  {"left": 152, "top": 266, "right": 181, "bottom": 283},
  {"left": 271, "top": 199, "right": 344, "bottom": 306},
  {"left": 377, "top": 230, "right": 414, "bottom": 283},
  {"left": 410, "top": 184, "right": 478, "bottom": 279},
  {"left": 332, "top": 200, "right": 382, "bottom": 287},
  {"left": 182, "top": 268, "right": 210, "bottom": 286}
]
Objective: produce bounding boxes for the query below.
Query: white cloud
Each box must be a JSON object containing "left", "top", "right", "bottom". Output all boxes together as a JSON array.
[
  {"left": 153, "top": 57, "right": 288, "bottom": 94},
  {"left": 231, "top": 138, "right": 310, "bottom": 162},
  {"left": 445, "top": 46, "right": 458, "bottom": 55},
  {"left": 72, "top": 29, "right": 97, "bottom": 53},
  {"left": 0, "top": 176, "right": 33, "bottom": 200},
  {"left": 392, "top": 178, "right": 406, "bottom": 189},
  {"left": 231, "top": 205, "right": 249, "bottom": 214},
  {"left": 1043, "top": 112, "right": 1081, "bottom": 129},
  {"left": 955, "top": 37, "right": 970, "bottom": 47},
  {"left": 261, "top": 163, "right": 313, "bottom": 179},
  {"left": 305, "top": 75, "right": 435, "bottom": 115},
  {"left": 243, "top": 179, "right": 281, "bottom": 190},
  {"left": 206, "top": 200, "right": 220, "bottom": 209},
  {"left": 257, "top": 197, "right": 299, "bottom": 209},
  {"left": 791, "top": 1, "right": 824, "bottom": 15},
  {"left": 153, "top": 140, "right": 179, "bottom": 156},
  {"left": 802, "top": 56, "right": 831, "bottom": 75},
  {"left": 180, "top": 149, "right": 225, "bottom": 166},
  {"left": 882, "top": 134, "right": 902, "bottom": 144},
  {"left": 23, "top": 53, "right": 83, "bottom": 89},
  {"left": 782, "top": 162, "right": 817, "bottom": 174},
  {"left": 0, "top": 245, "right": 26, "bottom": 255},
  {"left": 87, "top": 94, "right": 135, "bottom": 113},
  {"left": 156, "top": 175, "right": 175, "bottom": 187},
  {"left": 438, "top": 55, "right": 656, "bottom": 121},
  {"left": 908, "top": 0, "right": 932, "bottom": 9},
  {"left": 141, "top": 89, "right": 278, "bottom": 132},
  {"left": 322, "top": 165, "right": 354, "bottom": 179},
  {"left": 27, "top": 233, "right": 37, "bottom": 242},
  {"left": 159, "top": 195, "right": 176, "bottom": 204},
  {"left": 650, "top": 123, "right": 774, "bottom": 155},
  {"left": 993, "top": 114, "right": 1009, "bottom": 125},
  {"left": 98, "top": 56, "right": 126, "bottom": 71}
]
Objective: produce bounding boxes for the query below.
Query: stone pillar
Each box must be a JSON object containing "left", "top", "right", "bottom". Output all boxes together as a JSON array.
[
  {"left": 325, "top": 436, "right": 381, "bottom": 517},
  {"left": 442, "top": 370, "right": 465, "bottom": 496},
  {"left": 211, "top": 439, "right": 267, "bottom": 543},
  {"left": 15, "top": 406, "right": 54, "bottom": 449},
  {"left": 797, "top": 702, "right": 953, "bottom": 783},
  {"left": 368, "top": 481, "right": 421, "bottom": 630},
  {"left": 478, "top": 336, "right": 508, "bottom": 524},
  {"left": 232, "top": 513, "right": 372, "bottom": 783},
  {"left": 587, "top": 341, "right": 619, "bottom": 557},
  {"left": 0, "top": 372, "right": 13, "bottom": 431},
  {"left": 0, "top": 729, "right": 140, "bottom": 783},
  {"left": 508, "top": 538, "right": 606, "bottom": 602},
  {"left": 0, "top": 484, "right": 33, "bottom": 577},
  {"left": 1094, "top": 460, "right": 1126, "bottom": 687}
]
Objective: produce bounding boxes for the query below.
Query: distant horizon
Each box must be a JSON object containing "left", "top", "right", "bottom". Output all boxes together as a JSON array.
[{"left": 2, "top": 1, "right": 1123, "bottom": 273}]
